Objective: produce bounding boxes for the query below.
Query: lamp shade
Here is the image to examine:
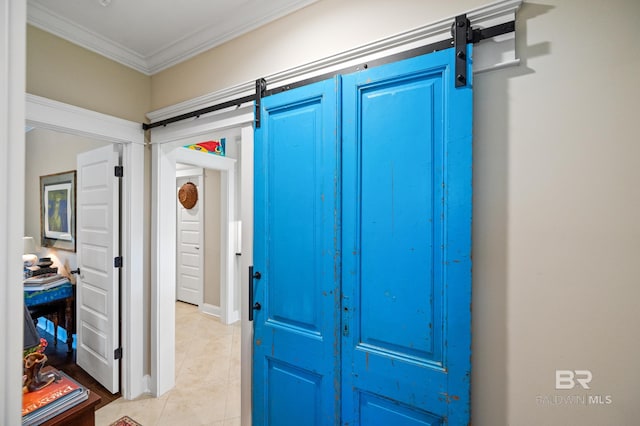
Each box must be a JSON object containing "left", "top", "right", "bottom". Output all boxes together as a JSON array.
[
  {"left": 23, "top": 236, "right": 36, "bottom": 255},
  {"left": 22, "top": 236, "right": 38, "bottom": 266}
]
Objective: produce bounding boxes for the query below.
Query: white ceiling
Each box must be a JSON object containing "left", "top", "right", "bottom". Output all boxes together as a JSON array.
[{"left": 27, "top": 0, "right": 319, "bottom": 75}]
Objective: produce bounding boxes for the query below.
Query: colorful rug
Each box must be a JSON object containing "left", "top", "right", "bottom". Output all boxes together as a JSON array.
[{"left": 109, "top": 416, "right": 143, "bottom": 426}]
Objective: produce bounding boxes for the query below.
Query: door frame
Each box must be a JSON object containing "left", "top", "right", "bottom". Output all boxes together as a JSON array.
[
  {"left": 1, "top": 1, "right": 26, "bottom": 422},
  {"left": 25, "top": 94, "right": 146, "bottom": 400},
  {"left": 150, "top": 106, "right": 253, "bottom": 397}
]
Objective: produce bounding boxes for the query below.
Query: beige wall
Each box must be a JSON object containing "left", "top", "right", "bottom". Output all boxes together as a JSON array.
[
  {"left": 24, "top": 128, "right": 110, "bottom": 279},
  {"left": 27, "top": 25, "right": 151, "bottom": 123},
  {"left": 477, "top": 1, "right": 639, "bottom": 424},
  {"left": 204, "top": 169, "right": 222, "bottom": 307}
]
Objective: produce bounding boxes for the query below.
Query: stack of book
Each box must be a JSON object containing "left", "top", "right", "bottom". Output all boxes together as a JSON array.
[
  {"left": 23, "top": 274, "right": 68, "bottom": 292},
  {"left": 22, "top": 367, "right": 89, "bottom": 425},
  {"left": 24, "top": 266, "right": 58, "bottom": 278}
]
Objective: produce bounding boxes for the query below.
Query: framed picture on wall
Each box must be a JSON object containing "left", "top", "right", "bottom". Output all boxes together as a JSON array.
[{"left": 40, "top": 170, "right": 76, "bottom": 252}]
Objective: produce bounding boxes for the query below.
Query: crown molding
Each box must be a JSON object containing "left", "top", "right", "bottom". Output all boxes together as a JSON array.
[
  {"left": 27, "top": 1, "right": 149, "bottom": 74},
  {"left": 148, "top": 0, "right": 522, "bottom": 123},
  {"left": 146, "top": 0, "right": 319, "bottom": 75},
  {"left": 27, "top": 0, "right": 318, "bottom": 76}
]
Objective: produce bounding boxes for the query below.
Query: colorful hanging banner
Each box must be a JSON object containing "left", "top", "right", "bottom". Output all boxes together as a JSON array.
[{"left": 184, "top": 138, "right": 226, "bottom": 156}]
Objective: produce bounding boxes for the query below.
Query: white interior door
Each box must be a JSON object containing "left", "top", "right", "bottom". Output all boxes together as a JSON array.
[
  {"left": 176, "top": 175, "right": 203, "bottom": 306},
  {"left": 76, "top": 144, "right": 120, "bottom": 393}
]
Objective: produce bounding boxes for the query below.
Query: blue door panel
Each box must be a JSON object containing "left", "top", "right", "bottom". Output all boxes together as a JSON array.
[
  {"left": 254, "top": 46, "right": 472, "bottom": 425},
  {"left": 253, "top": 77, "right": 341, "bottom": 425},
  {"left": 359, "top": 392, "right": 444, "bottom": 426},
  {"left": 267, "top": 359, "right": 322, "bottom": 425},
  {"left": 358, "top": 76, "right": 443, "bottom": 363},
  {"left": 342, "top": 46, "right": 472, "bottom": 424}
]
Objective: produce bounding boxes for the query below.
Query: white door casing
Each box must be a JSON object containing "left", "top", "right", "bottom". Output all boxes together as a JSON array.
[
  {"left": 152, "top": 143, "right": 237, "bottom": 395},
  {"left": 76, "top": 144, "right": 121, "bottom": 393},
  {"left": 1, "top": 0, "right": 26, "bottom": 423},
  {"left": 176, "top": 173, "right": 204, "bottom": 306},
  {"left": 26, "top": 94, "right": 145, "bottom": 400},
  {"left": 151, "top": 109, "right": 252, "bottom": 397}
]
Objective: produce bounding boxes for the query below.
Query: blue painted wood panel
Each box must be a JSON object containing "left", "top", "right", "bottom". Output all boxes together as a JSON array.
[
  {"left": 253, "top": 46, "right": 472, "bottom": 425},
  {"left": 341, "top": 46, "right": 473, "bottom": 425},
  {"left": 253, "top": 77, "right": 341, "bottom": 425}
]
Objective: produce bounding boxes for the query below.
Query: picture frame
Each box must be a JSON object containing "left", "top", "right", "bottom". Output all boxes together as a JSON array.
[{"left": 40, "top": 170, "right": 76, "bottom": 252}]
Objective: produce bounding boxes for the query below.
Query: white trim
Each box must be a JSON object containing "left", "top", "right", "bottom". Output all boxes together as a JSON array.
[
  {"left": 176, "top": 167, "right": 203, "bottom": 177},
  {"left": 147, "top": 0, "right": 522, "bottom": 124},
  {"left": 27, "top": 0, "right": 319, "bottom": 75},
  {"left": 151, "top": 120, "right": 248, "bottom": 398},
  {"left": 1, "top": 0, "right": 26, "bottom": 423},
  {"left": 200, "top": 303, "right": 221, "bottom": 318},
  {"left": 119, "top": 141, "right": 145, "bottom": 399},
  {"left": 25, "top": 95, "right": 146, "bottom": 400},
  {"left": 26, "top": 94, "right": 145, "bottom": 145},
  {"left": 143, "top": 0, "right": 319, "bottom": 75},
  {"left": 151, "top": 105, "right": 254, "bottom": 145},
  {"left": 27, "top": 1, "right": 148, "bottom": 74},
  {"left": 239, "top": 125, "right": 254, "bottom": 426}
]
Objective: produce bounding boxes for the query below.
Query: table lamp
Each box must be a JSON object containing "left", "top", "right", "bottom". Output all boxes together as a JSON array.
[{"left": 23, "top": 236, "right": 38, "bottom": 267}]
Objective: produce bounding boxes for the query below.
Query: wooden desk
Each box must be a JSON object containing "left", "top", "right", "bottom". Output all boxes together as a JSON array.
[
  {"left": 24, "top": 282, "right": 75, "bottom": 353},
  {"left": 39, "top": 391, "right": 101, "bottom": 426}
]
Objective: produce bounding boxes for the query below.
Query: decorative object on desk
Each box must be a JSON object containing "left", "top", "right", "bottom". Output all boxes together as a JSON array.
[
  {"left": 37, "top": 257, "right": 53, "bottom": 268},
  {"left": 40, "top": 170, "right": 76, "bottom": 252},
  {"left": 178, "top": 181, "right": 198, "bottom": 209},
  {"left": 109, "top": 415, "right": 143, "bottom": 426},
  {"left": 23, "top": 337, "right": 48, "bottom": 359},
  {"left": 184, "top": 138, "right": 226, "bottom": 156},
  {"left": 23, "top": 352, "right": 57, "bottom": 393}
]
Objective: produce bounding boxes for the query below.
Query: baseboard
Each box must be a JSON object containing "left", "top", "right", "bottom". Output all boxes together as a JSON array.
[{"left": 200, "top": 303, "right": 220, "bottom": 317}]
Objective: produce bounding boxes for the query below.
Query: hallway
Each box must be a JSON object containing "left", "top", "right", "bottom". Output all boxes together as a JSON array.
[{"left": 95, "top": 302, "right": 241, "bottom": 425}]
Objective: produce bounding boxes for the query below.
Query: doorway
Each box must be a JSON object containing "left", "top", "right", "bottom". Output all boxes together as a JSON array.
[
  {"left": 24, "top": 128, "right": 120, "bottom": 406},
  {"left": 151, "top": 117, "right": 253, "bottom": 398},
  {"left": 25, "top": 94, "right": 146, "bottom": 400}
]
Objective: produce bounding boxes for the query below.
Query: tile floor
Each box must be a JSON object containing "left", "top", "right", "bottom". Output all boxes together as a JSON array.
[{"left": 95, "top": 302, "right": 241, "bottom": 426}]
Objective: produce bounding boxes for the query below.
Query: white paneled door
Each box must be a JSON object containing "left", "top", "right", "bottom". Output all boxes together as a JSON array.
[
  {"left": 176, "top": 175, "right": 203, "bottom": 306},
  {"left": 76, "top": 144, "right": 121, "bottom": 394}
]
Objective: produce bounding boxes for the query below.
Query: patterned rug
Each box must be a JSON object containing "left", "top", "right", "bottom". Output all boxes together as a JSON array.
[{"left": 109, "top": 416, "right": 143, "bottom": 426}]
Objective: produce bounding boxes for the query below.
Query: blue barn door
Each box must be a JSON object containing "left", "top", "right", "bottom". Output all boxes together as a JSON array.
[
  {"left": 252, "top": 77, "right": 341, "bottom": 425},
  {"left": 253, "top": 46, "right": 472, "bottom": 425},
  {"left": 341, "top": 47, "right": 472, "bottom": 425}
]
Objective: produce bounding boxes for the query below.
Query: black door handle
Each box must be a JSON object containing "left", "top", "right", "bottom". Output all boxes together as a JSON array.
[{"left": 249, "top": 266, "right": 262, "bottom": 321}]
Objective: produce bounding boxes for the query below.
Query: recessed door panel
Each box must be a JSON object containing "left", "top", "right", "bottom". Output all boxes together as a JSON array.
[{"left": 342, "top": 47, "right": 472, "bottom": 424}]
